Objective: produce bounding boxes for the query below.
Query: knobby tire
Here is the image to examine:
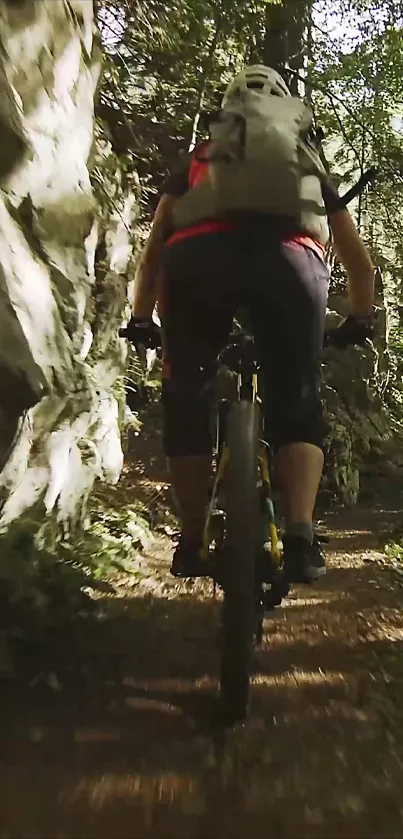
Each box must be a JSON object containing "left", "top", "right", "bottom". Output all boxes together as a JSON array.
[{"left": 219, "top": 400, "right": 260, "bottom": 725}]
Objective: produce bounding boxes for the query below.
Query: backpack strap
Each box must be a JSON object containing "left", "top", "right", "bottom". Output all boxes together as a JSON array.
[{"left": 189, "top": 141, "right": 210, "bottom": 187}]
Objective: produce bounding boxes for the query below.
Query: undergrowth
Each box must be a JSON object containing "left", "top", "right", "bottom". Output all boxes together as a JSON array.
[
  {"left": 385, "top": 539, "right": 403, "bottom": 563},
  {"left": 0, "top": 482, "right": 152, "bottom": 674},
  {"left": 0, "top": 357, "right": 165, "bottom": 678}
]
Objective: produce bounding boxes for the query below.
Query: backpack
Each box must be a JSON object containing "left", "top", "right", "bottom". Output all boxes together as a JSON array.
[{"left": 172, "top": 92, "right": 330, "bottom": 246}]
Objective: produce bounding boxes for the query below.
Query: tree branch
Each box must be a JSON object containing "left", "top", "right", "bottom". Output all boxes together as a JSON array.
[
  {"left": 288, "top": 68, "right": 403, "bottom": 183},
  {"left": 327, "top": 95, "right": 363, "bottom": 173},
  {"left": 188, "top": 16, "right": 223, "bottom": 152}
]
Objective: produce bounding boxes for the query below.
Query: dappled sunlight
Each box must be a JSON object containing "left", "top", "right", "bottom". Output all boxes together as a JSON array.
[
  {"left": 123, "top": 675, "right": 219, "bottom": 694},
  {"left": 67, "top": 771, "right": 198, "bottom": 809},
  {"left": 325, "top": 528, "right": 372, "bottom": 540},
  {"left": 252, "top": 669, "right": 346, "bottom": 689},
  {"left": 282, "top": 591, "right": 343, "bottom": 609},
  {"left": 371, "top": 623, "right": 403, "bottom": 643},
  {"left": 1, "top": 0, "right": 403, "bottom": 836},
  {"left": 3, "top": 548, "right": 403, "bottom": 838},
  {"left": 124, "top": 696, "right": 185, "bottom": 715}
]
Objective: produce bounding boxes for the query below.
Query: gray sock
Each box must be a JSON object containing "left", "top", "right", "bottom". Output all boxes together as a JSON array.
[{"left": 285, "top": 521, "right": 313, "bottom": 544}]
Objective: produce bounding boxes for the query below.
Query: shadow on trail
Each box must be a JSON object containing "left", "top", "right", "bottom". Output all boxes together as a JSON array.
[{"left": 1, "top": 560, "right": 403, "bottom": 838}]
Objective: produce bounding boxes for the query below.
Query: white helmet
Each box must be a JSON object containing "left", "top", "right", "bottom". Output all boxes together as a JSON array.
[{"left": 222, "top": 65, "right": 291, "bottom": 105}]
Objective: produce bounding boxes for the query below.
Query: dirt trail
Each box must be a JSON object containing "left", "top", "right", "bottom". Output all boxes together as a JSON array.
[{"left": 1, "top": 422, "right": 403, "bottom": 838}]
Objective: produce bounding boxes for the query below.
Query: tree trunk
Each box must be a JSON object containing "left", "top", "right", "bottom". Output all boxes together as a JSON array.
[
  {"left": 263, "top": 2, "right": 288, "bottom": 75},
  {"left": 263, "top": 0, "right": 313, "bottom": 95}
]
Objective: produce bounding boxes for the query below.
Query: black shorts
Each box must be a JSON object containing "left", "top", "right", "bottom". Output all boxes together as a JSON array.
[{"left": 161, "top": 230, "right": 330, "bottom": 456}]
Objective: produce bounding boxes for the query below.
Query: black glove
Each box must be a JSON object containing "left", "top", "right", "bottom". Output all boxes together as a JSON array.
[
  {"left": 324, "top": 312, "right": 376, "bottom": 350},
  {"left": 119, "top": 316, "right": 161, "bottom": 350}
]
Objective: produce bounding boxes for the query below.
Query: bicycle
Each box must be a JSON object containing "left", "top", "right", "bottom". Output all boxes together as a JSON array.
[
  {"left": 120, "top": 313, "right": 376, "bottom": 726},
  {"left": 120, "top": 165, "right": 379, "bottom": 727},
  {"left": 199, "top": 328, "right": 287, "bottom": 726},
  {"left": 214, "top": 317, "right": 381, "bottom": 724}
]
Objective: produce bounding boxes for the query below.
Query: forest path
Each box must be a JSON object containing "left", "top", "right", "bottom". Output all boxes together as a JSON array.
[{"left": 1, "top": 423, "right": 403, "bottom": 838}]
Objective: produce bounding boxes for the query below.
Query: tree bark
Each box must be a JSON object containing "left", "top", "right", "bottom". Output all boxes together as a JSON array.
[
  {"left": 263, "top": 2, "right": 288, "bottom": 75},
  {"left": 263, "top": 0, "right": 313, "bottom": 96}
]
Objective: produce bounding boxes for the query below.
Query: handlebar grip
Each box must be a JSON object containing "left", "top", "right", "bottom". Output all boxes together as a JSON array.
[
  {"left": 119, "top": 323, "right": 162, "bottom": 349},
  {"left": 324, "top": 327, "right": 374, "bottom": 350},
  {"left": 340, "top": 166, "right": 379, "bottom": 207}
]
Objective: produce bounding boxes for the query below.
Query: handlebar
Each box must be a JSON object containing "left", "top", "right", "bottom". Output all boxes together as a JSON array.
[
  {"left": 118, "top": 321, "right": 161, "bottom": 350},
  {"left": 119, "top": 168, "right": 378, "bottom": 354},
  {"left": 340, "top": 166, "right": 378, "bottom": 208},
  {"left": 224, "top": 328, "right": 373, "bottom": 354},
  {"left": 119, "top": 323, "right": 374, "bottom": 354}
]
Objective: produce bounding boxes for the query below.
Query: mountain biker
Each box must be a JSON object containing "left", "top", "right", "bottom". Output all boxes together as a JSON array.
[{"left": 123, "top": 65, "right": 376, "bottom": 584}]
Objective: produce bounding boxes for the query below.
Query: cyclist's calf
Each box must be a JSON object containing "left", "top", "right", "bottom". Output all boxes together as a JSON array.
[{"left": 162, "top": 385, "right": 214, "bottom": 457}]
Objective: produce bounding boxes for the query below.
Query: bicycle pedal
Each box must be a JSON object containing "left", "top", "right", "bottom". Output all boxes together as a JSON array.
[{"left": 314, "top": 532, "right": 329, "bottom": 544}]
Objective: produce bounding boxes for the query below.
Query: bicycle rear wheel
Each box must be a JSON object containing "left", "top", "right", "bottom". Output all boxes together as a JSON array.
[{"left": 219, "top": 399, "right": 260, "bottom": 725}]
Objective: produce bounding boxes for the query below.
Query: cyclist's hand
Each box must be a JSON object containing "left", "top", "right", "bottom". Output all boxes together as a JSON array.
[
  {"left": 119, "top": 316, "right": 161, "bottom": 350},
  {"left": 324, "top": 311, "right": 377, "bottom": 349}
]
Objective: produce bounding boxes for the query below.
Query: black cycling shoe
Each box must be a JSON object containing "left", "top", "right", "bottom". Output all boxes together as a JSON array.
[
  {"left": 282, "top": 534, "right": 326, "bottom": 584},
  {"left": 170, "top": 537, "right": 214, "bottom": 578}
]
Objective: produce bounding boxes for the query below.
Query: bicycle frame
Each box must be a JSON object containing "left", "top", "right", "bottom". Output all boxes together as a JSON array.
[{"left": 201, "top": 332, "right": 281, "bottom": 569}]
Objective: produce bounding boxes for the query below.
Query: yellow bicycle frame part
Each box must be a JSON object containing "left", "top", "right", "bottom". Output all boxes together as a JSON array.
[
  {"left": 258, "top": 448, "right": 281, "bottom": 566},
  {"left": 202, "top": 433, "right": 281, "bottom": 566}
]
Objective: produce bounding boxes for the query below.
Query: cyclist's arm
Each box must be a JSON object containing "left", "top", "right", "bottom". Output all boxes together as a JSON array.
[
  {"left": 132, "top": 155, "right": 190, "bottom": 319},
  {"left": 132, "top": 194, "right": 176, "bottom": 318},
  {"left": 328, "top": 208, "right": 375, "bottom": 317}
]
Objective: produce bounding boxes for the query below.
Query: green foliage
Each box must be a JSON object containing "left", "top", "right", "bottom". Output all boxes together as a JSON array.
[
  {"left": 385, "top": 540, "right": 403, "bottom": 562},
  {"left": 0, "top": 484, "right": 151, "bottom": 643},
  {"left": 310, "top": 1, "right": 403, "bottom": 380},
  {"left": 95, "top": 0, "right": 403, "bottom": 398},
  {"left": 4, "top": 0, "right": 403, "bottom": 666},
  {"left": 96, "top": 0, "right": 280, "bottom": 212},
  {"left": 96, "top": 0, "right": 403, "bottom": 258},
  {"left": 87, "top": 483, "right": 152, "bottom": 571},
  {"left": 92, "top": 0, "right": 403, "bottom": 507}
]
